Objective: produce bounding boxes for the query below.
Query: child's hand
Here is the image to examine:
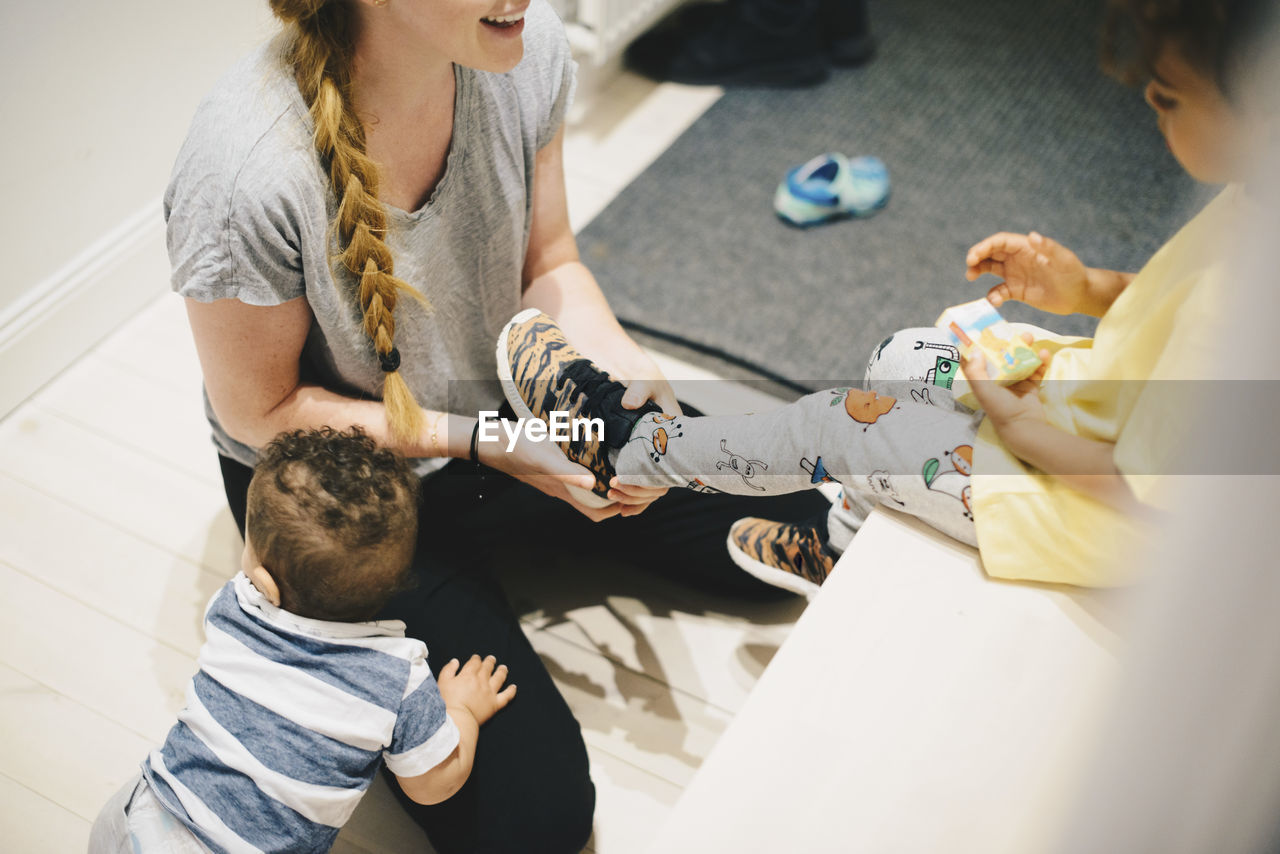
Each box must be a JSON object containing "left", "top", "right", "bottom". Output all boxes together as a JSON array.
[
  {"left": 438, "top": 655, "right": 517, "bottom": 726},
  {"left": 961, "top": 333, "right": 1052, "bottom": 431},
  {"left": 965, "top": 231, "right": 1090, "bottom": 315},
  {"left": 607, "top": 477, "right": 670, "bottom": 518}
]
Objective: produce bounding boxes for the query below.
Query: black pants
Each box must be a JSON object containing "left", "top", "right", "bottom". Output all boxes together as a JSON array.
[{"left": 217, "top": 416, "right": 825, "bottom": 853}]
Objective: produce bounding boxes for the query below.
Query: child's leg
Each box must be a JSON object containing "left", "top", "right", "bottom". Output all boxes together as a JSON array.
[
  {"left": 89, "top": 777, "right": 136, "bottom": 854},
  {"left": 613, "top": 326, "right": 985, "bottom": 598},
  {"left": 89, "top": 775, "right": 207, "bottom": 854},
  {"left": 825, "top": 325, "right": 978, "bottom": 548},
  {"left": 616, "top": 385, "right": 981, "bottom": 548},
  {"left": 864, "top": 326, "right": 969, "bottom": 405},
  {"left": 496, "top": 310, "right": 980, "bottom": 599}
]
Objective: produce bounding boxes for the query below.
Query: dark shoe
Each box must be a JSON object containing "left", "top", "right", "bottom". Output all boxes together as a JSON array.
[
  {"left": 822, "top": 0, "right": 876, "bottom": 66},
  {"left": 496, "top": 309, "right": 661, "bottom": 507},
  {"left": 626, "top": 0, "right": 873, "bottom": 86},
  {"left": 626, "top": 0, "right": 829, "bottom": 87},
  {"left": 727, "top": 514, "right": 838, "bottom": 599}
]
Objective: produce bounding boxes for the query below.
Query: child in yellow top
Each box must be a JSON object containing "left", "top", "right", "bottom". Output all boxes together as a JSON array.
[
  {"left": 495, "top": 0, "right": 1274, "bottom": 594},
  {"left": 953, "top": 0, "right": 1271, "bottom": 585}
]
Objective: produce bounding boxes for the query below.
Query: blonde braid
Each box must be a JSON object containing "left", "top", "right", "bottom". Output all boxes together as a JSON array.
[{"left": 270, "top": 0, "right": 431, "bottom": 445}]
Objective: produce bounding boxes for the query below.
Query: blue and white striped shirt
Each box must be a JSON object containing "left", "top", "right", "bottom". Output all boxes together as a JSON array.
[{"left": 142, "top": 573, "right": 459, "bottom": 853}]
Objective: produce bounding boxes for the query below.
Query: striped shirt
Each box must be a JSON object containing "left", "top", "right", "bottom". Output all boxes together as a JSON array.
[{"left": 141, "top": 573, "right": 459, "bottom": 853}]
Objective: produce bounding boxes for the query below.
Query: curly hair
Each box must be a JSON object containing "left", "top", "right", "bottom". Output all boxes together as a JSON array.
[
  {"left": 246, "top": 427, "right": 420, "bottom": 622},
  {"left": 267, "top": 0, "right": 431, "bottom": 444},
  {"left": 1102, "top": 0, "right": 1276, "bottom": 98}
]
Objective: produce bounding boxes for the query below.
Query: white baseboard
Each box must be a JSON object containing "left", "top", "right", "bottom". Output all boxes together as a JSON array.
[{"left": 0, "top": 200, "right": 169, "bottom": 419}]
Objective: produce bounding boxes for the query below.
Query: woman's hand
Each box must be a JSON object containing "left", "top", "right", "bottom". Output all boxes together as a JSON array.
[
  {"left": 606, "top": 379, "right": 673, "bottom": 517},
  {"left": 608, "top": 353, "right": 679, "bottom": 516},
  {"left": 965, "top": 231, "right": 1091, "bottom": 315},
  {"left": 616, "top": 356, "right": 682, "bottom": 418},
  {"left": 477, "top": 425, "right": 625, "bottom": 522}
]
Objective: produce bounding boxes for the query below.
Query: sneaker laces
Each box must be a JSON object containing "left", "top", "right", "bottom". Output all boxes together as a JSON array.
[
  {"left": 558, "top": 359, "right": 624, "bottom": 411},
  {"left": 557, "top": 359, "right": 659, "bottom": 452},
  {"left": 557, "top": 360, "right": 627, "bottom": 454}
]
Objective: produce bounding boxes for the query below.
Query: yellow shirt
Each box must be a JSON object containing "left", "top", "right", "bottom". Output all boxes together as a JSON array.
[{"left": 970, "top": 186, "right": 1240, "bottom": 587}]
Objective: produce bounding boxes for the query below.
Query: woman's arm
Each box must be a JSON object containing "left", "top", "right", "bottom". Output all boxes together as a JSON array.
[
  {"left": 517, "top": 127, "right": 675, "bottom": 514},
  {"left": 520, "top": 127, "right": 680, "bottom": 415},
  {"left": 187, "top": 294, "right": 615, "bottom": 516},
  {"left": 185, "top": 296, "right": 469, "bottom": 458}
]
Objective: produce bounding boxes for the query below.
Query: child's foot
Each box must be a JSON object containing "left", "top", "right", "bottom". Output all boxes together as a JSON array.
[
  {"left": 727, "top": 515, "right": 838, "bottom": 600},
  {"left": 496, "top": 309, "right": 662, "bottom": 507}
]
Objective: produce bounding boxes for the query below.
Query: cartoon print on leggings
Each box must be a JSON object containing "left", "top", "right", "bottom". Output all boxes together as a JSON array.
[
  {"left": 868, "top": 334, "right": 896, "bottom": 374},
  {"left": 626, "top": 414, "right": 683, "bottom": 464},
  {"left": 909, "top": 386, "right": 936, "bottom": 407},
  {"left": 922, "top": 444, "right": 973, "bottom": 519},
  {"left": 800, "top": 455, "right": 836, "bottom": 485},
  {"left": 867, "top": 469, "right": 906, "bottom": 508},
  {"left": 913, "top": 340, "right": 961, "bottom": 390},
  {"left": 686, "top": 478, "right": 725, "bottom": 495},
  {"left": 831, "top": 388, "right": 898, "bottom": 431},
  {"left": 717, "top": 439, "right": 768, "bottom": 491}
]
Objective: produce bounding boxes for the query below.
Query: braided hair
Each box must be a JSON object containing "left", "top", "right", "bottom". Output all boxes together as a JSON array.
[{"left": 269, "top": 0, "right": 430, "bottom": 443}]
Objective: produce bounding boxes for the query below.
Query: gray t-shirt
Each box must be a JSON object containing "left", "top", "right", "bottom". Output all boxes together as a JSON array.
[{"left": 165, "top": 0, "right": 576, "bottom": 475}]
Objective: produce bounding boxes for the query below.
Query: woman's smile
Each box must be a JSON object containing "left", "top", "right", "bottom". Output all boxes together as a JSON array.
[{"left": 481, "top": 5, "right": 527, "bottom": 37}]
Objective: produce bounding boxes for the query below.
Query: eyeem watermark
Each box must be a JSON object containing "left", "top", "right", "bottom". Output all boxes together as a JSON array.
[{"left": 477, "top": 411, "right": 604, "bottom": 452}]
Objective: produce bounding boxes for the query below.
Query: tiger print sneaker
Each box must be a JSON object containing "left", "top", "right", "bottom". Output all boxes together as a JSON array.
[
  {"left": 496, "top": 308, "right": 662, "bottom": 507},
  {"left": 727, "top": 515, "right": 838, "bottom": 600}
]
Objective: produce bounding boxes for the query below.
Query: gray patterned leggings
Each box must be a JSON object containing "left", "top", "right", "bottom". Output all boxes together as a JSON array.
[{"left": 615, "top": 328, "right": 982, "bottom": 552}]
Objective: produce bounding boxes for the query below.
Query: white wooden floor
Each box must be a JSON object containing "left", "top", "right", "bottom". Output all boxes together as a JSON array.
[{"left": 0, "top": 72, "right": 812, "bottom": 852}]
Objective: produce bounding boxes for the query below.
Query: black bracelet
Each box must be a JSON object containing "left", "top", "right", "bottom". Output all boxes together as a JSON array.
[{"left": 469, "top": 420, "right": 481, "bottom": 463}]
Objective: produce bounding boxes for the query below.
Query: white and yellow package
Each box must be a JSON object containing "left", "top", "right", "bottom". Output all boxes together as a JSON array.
[{"left": 935, "top": 298, "right": 1042, "bottom": 385}]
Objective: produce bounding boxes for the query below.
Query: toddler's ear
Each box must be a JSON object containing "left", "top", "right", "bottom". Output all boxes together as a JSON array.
[{"left": 247, "top": 564, "right": 282, "bottom": 607}]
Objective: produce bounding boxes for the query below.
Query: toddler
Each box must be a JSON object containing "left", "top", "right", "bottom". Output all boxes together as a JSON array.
[{"left": 89, "top": 427, "right": 515, "bottom": 852}]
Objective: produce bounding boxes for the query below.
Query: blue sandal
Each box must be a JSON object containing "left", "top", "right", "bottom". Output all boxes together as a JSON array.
[{"left": 774, "top": 152, "right": 890, "bottom": 226}]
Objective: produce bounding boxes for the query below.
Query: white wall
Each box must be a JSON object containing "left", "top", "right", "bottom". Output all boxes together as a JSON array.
[{"left": 0, "top": 1, "right": 276, "bottom": 414}]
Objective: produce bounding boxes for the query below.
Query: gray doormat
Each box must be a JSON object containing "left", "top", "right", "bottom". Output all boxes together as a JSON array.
[{"left": 577, "top": 0, "right": 1214, "bottom": 390}]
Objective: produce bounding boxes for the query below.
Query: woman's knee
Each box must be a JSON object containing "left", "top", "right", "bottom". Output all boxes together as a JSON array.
[
  {"left": 412, "top": 751, "right": 595, "bottom": 854},
  {"left": 507, "top": 769, "right": 596, "bottom": 853},
  {"left": 490, "top": 699, "right": 595, "bottom": 852}
]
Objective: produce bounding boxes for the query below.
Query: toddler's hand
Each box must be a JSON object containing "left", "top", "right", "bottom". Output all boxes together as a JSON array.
[
  {"left": 961, "top": 333, "right": 1052, "bottom": 431},
  {"left": 965, "top": 231, "right": 1089, "bottom": 315},
  {"left": 438, "top": 655, "right": 517, "bottom": 726}
]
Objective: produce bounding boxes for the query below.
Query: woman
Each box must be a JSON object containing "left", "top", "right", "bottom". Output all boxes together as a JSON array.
[{"left": 169, "top": 0, "right": 825, "bottom": 849}]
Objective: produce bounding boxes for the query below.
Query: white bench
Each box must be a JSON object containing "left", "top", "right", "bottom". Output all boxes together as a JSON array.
[{"left": 645, "top": 505, "right": 1122, "bottom": 853}]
